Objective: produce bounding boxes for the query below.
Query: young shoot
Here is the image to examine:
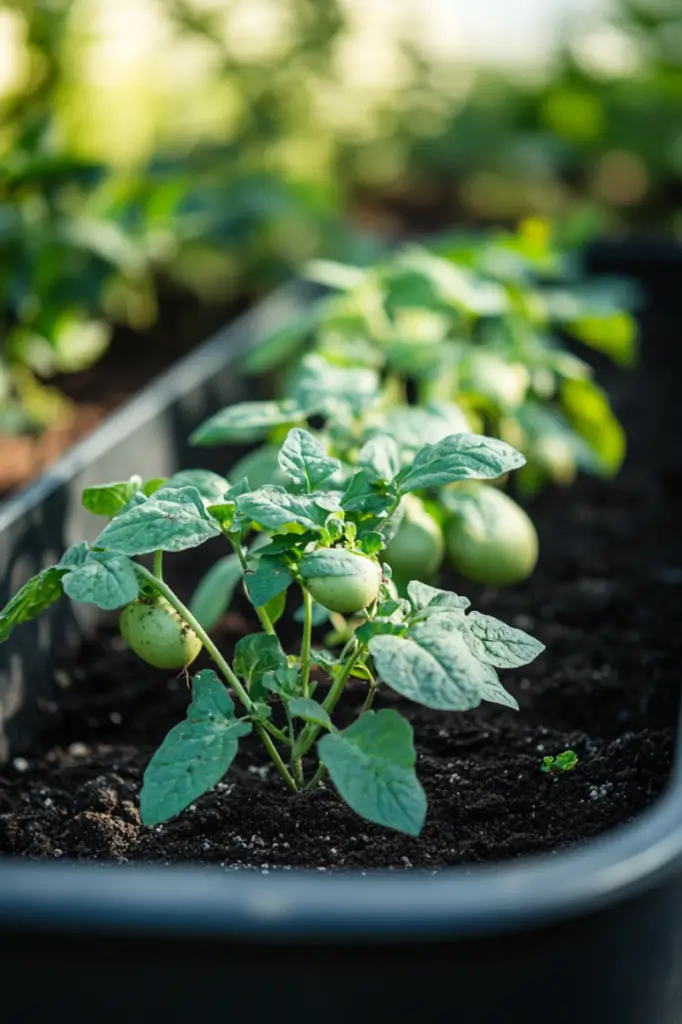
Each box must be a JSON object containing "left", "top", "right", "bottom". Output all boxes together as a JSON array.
[{"left": 0, "top": 428, "right": 545, "bottom": 836}]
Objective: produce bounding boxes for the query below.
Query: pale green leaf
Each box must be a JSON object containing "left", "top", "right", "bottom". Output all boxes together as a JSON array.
[
  {"left": 62, "top": 551, "right": 139, "bottom": 610},
  {"left": 369, "top": 619, "right": 496, "bottom": 710},
  {"left": 278, "top": 428, "right": 340, "bottom": 491},
  {"left": 140, "top": 669, "right": 251, "bottom": 825},
  {"left": 318, "top": 709, "right": 426, "bottom": 835},
  {"left": 398, "top": 433, "right": 525, "bottom": 493},
  {"left": 94, "top": 486, "right": 221, "bottom": 555}
]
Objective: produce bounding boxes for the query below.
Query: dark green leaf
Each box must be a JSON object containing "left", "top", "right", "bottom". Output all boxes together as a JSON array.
[
  {"left": 234, "top": 634, "right": 286, "bottom": 698},
  {"left": 244, "top": 556, "right": 293, "bottom": 607},
  {"left": 0, "top": 567, "right": 67, "bottom": 644}
]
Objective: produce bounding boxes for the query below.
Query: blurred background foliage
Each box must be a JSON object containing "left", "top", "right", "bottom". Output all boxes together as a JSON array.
[{"left": 0, "top": 0, "right": 680, "bottom": 437}]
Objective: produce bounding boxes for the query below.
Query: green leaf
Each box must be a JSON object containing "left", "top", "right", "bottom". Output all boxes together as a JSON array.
[
  {"left": 357, "top": 436, "right": 400, "bottom": 482},
  {"left": 398, "top": 433, "right": 525, "bottom": 493},
  {"left": 234, "top": 634, "right": 286, "bottom": 698},
  {"left": 228, "top": 444, "right": 286, "bottom": 491},
  {"left": 366, "top": 403, "right": 471, "bottom": 461},
  {"left": 341, "top": 469, "right": 397, "bottom": 516},
  {"left": 287, "top": 698, "right": 334, "bottom": 730},
  {"left": 288, "top": 354, "right": 379, "bottom": 417},
  {"left": 541, "top": 749, "right": 578, "bottom": 774},
  {"left": 0, "top": 567, "right": 67, "bottom": 644},
  {"left": 407, "top": 580, "right": 470, "bottom": 613},
  {"left": 190, "top": 399, "right": 317, "bottom": 447},
  {"left": 318, "top": 709, "right": 426, "bottom": 836},
  {"left": 237, "top": 486, "right": 340, "bottom": 532},
  {"left": 58, "top": 542, "right": 89, "bottom": 568},
  {"left": 142, "top": 477, "right": 167, "bottom": 496},
  {"left": 163, "top": 469, "right": 230, "bottom": 499},
  {"left": 278, "top": 428, "right": 341, "bottom": 491},
  {"left": 244, "top": 556, "right": 293, "bottom": 607},
  {"left": 139, "top": 669, "right": 251, "bottom": 825},
  {"left": 462, "top": 611, "right": 545, "bottom": 668},
  {"left": 189, "top": 554, "right": 243, "bottom": 630},
  {"left": 569, "top": 312, "right": 637, "bottom": 368},
  {"left": 240, "top": 305, "right": 323, "bottom": 375},
  {"left": 94, "top": 486, "right": 221, "bottom": 555},
  {"left": 82, "top": 477, "right": 143, "bottom": 517},
  {"left": 262, "top": 589, "right": 287, "bottom": 626},
  {"left": 561, "top": 378, "right": 625, "bottom": 477},
  {"left": 62, "top": 551, "right": 139, "bottom": 610},
  {"left": 369, "top": 618, "right": 496, "bottom": 710}
]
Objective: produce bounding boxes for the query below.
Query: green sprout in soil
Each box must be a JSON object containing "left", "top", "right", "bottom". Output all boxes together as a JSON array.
[
  {"left": 541, "top": 750, "right": 579, "bottom": 774},
  {"left": 0, "top": 427, "right": 544, "bottom": 836}
]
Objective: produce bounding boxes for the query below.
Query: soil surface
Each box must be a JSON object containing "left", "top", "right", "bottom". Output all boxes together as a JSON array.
[{"left": 1, "top": 301, "right": 681, "bottom": 870}]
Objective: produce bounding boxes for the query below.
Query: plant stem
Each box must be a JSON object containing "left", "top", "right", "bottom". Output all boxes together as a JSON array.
[
  {"left": 293, "top": 646, "right": 365, "bottom": 759},
  {"left": 230, "top": 539, "right": 276, "bottom": 636},
  {"left": 134, "top": 564, "right": 298, "bottom": 792},
  {"left": 305, "top": 762, "right": 327, "bottom": 791},
  {"left": 135, "top": 565, "right": 252, "bottom": 710},
  {"left": 300, "top": 587, "right": 313, "bottom": 699},
  {"left": 284, "top": 703, "right": 304, "bottom": 786},
  {"left": 257, "top": 725, "right": 298, "bottom": 793},
  {"left": 360, "top": 681, "right": 378, "bottom": 715},
  {"left": 153, "top": 550, "right": 164, "bottom": 581}
]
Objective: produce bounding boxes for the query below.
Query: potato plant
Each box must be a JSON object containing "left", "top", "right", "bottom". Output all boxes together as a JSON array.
[
  {"left": 0, "top": 428, "right": 544, "bottom": 835},
  {"left": 192, "top": 221, "right": 635, "bottom": 589}
]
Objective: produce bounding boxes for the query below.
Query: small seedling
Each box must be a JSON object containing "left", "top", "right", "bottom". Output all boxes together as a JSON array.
[
  {"left": 541, "top": 750, "right": 579, "bottom": 774},
  {"left": 0, "top": 427, "right": 545, "bottom": 836}
]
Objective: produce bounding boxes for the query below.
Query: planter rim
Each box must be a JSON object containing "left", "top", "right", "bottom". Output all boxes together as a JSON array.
[
  {"left": 1, "top": 280, "right": 681, "bottom": 944},
  {"left": 0, "top": 757, "right": 681, "bottom": 941}
]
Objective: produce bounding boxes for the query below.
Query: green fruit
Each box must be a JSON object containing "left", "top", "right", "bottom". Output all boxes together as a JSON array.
[
  {"left": 119, "top": 596, "right": 202, "bottom": 669},
  {"left": 445, "top": 486, "right": 538, "bottom": 586},
  {"left": 531, "top": 435, "right": 577, "bottom": 487},
  {"left": 384, "top": 495, "right": 444, "bottom": 580},
  {"left": 300, "top": 548, "right": 381, "bottom": 615}
]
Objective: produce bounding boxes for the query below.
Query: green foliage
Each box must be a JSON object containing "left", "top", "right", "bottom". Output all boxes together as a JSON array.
[
  {"left": 0, "top": 422, "right": 544, "bottom": 835},
  {"left": 541, "top": 750, "right": 579, "bottom": 774}
]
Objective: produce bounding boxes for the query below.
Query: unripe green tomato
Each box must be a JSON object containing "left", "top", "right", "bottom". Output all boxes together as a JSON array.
[
  {"left": 300, "top": 548, "right": 381, "bottom": 615},
  {"left": 531, "top": 435, "right": 577, "bottom": 487},
  {"left": 445, "top": 487, "right": 538, "bottom": 586},
  {"left": 119, "top": 597, "right": 202, "bottom": 669},
  {"left": 384, "top": 495, "right": 444, "bottom": 580}
]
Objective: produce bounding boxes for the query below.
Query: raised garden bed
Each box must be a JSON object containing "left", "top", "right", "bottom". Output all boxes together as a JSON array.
[{"left": 1, "top": 245, "right": 682, "bottom": 1024}]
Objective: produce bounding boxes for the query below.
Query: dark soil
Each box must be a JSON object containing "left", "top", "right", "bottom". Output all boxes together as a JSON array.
[{"left": 1, "top": 302, "right": 681, "bottom": 871}]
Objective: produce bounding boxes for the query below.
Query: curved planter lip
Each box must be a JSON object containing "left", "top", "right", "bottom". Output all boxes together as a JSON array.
[
  {"left": 1, "top": 275, "right": 682, "bottom": 947},
  {"left": 0, "top": 762, "right": 681, "bottom": 942}
]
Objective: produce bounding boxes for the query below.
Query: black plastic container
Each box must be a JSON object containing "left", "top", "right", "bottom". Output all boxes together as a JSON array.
[{"left": 2, "top": 247, "right": 682, "bottom": 1024}]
